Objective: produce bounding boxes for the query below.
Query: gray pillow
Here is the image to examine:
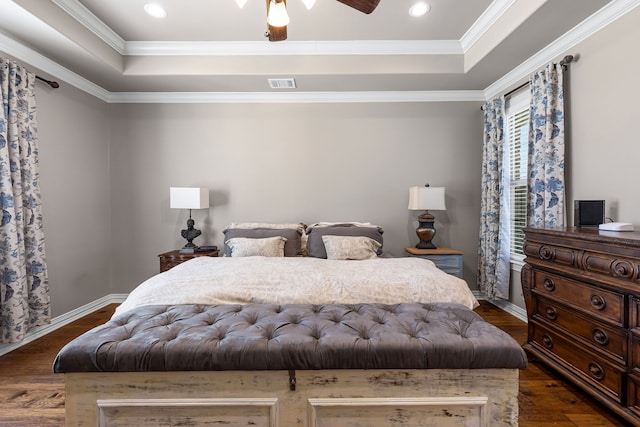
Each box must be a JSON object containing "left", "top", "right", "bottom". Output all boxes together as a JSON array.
[
  {"left": 223, "top": 227, "right": 303, "bottom": 257},
  {"left": 306, "top": 224, "right": 384, "bottom": 258}
]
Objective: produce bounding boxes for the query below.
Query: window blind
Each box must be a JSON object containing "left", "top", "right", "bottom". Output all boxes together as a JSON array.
[{"left": 507, "top": 107, "right": 529, "bottom": 256}]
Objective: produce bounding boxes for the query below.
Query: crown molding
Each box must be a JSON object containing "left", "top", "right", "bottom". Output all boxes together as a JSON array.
[
  {"left": 460, "top": 0, "right": 517, "bottom": 53},
  {"left": 124, "top": 40, "right": 463, "bottom": 56},
  {"left": 107, "top": 90, "right": 485, "bottom": 104},
  {"left": 0, "top": 32, "right": 111, "bottom": 102},
  {"left": 50, "top": 0, "right": 125, "bottom": 54}
]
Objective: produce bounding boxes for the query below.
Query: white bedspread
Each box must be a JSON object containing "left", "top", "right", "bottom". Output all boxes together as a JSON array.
[{"left": 114, "top": 256, "right": 479, "bottom": 317}]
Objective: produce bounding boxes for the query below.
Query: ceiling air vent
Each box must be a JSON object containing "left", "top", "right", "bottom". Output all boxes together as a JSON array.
[{"left": 268, "top": 78, "right": 296, "bottom": 89}]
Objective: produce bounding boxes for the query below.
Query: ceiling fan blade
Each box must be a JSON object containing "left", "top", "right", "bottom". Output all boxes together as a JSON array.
[
  {"left": 336, "top": 0, "right": 381, "bottom": 14},
  {"left": 268, "top": 24, "right": 287, "bottom": 41}
]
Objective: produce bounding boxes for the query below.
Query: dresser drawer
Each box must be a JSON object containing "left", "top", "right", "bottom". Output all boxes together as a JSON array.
[
  {"left": 523, "top": 241, "right": 579, "bottom": 269},
  {"left": 534, "top": 296, "right": 627, "bottom": 363},
  {"left": 404, "top": 248, "right": 463, "bottom": 278},
  {"left": 161, "top": 259, "right": 183, "bottom": 272},
  {"left": 624, "top": 329, "right": 640, "bottom": 415},
  {"left": 428, "top": 254, "right": 463, "bottom": 277},
  {"left": 530, "top": 322, "right": 625, "bottom": 403},
  {"left": 158, "top": 250, "right": 219, "bottom": 272},
  {"left": 532, "top": 270, "right": 624, "bottom": 327},
  {"left": 430, "top": 254, "right": 461, "bottom": 269},
  {"left": 628, "top": 373, "right": 640, "bottom": 417},
  {"left": 630, "top": 297, "right": 640, "bottom": 328},
  {"left": 630, "top": 330, "right": 640, "bottom": 374}
]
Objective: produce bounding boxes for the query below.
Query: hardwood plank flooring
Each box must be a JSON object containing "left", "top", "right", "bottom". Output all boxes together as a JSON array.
[{"left": 0, "top": 301, "right": 632, "bottom": 426}]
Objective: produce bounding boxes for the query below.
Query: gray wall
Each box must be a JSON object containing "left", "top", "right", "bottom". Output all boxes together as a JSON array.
[
  {"left": 36, "top": 81, "right": 111, "bottom": 316},
  {"left": 565, "top": 6, "right": 640, "bottom": 222},
  {"left": 107, "top": 102, "right": 483, "bottom": 294}
]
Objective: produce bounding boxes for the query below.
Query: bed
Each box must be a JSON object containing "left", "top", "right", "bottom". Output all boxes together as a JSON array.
[{"left": 53, "top": 223, "right": 527, "bottom": 426}]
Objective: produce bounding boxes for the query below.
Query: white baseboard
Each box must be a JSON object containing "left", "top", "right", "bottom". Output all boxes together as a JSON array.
[
  {"left": 0, "top": 293, "right": 128, "bottom": 357},
  {"left": 473, "top": 290, "right": 528, "bottom": 323}
]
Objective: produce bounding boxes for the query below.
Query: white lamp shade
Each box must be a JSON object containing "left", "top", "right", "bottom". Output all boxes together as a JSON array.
[
  {"left": 267, "top": 0, "right": 290, "bottom": 27},
  {"left": 408, "top": 186, "right": 446, "bottom": 211},
  {"left": 170, "top": 187, "right": 209, "bottom": 209}
]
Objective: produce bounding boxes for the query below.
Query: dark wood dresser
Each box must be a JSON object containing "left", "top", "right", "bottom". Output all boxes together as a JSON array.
[{"left": 521, "top": 226, "right": 640, "bottom": 424}]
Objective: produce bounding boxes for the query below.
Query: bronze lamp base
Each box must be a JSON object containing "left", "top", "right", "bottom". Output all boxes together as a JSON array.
[{"left": 415, "top": 211, "right": 437, "bottom": 249}]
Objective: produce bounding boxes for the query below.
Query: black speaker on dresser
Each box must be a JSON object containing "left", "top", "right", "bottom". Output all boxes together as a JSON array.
[{"left": 574, "top": 200, "right": 605, "bottom": 227}]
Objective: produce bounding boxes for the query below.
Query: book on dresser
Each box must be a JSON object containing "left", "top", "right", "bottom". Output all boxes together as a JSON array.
[{"left": 521, "top": 226, "right": 640, "bottom": 425}]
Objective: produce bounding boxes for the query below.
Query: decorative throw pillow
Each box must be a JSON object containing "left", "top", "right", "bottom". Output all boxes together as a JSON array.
[
  {"left": 226, "top": 236, "right": 287, "bottom": 257},
  {"left": 306, "top": 223, "right": 384, "bottom": 258},
  {"left": 322, "top": 235, "right": 382, "bottom": 260},
  {"left": 223, "top": 227, "right": 303, "bottom": 257}
]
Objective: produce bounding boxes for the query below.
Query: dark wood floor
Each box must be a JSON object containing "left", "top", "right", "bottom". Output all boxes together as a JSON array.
[{"left": 0, "top": 301, "right": 632, "bottom": 426}]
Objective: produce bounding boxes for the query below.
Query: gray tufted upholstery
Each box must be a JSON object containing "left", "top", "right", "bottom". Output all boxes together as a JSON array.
[{"left": 53, "top": 303, "right": 527, "bottom": 373}]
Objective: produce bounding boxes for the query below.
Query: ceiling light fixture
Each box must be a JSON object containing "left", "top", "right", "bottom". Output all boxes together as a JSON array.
[
  {"left": 302, "top": 0, "right": 317, "bottom": 9},
  {"left": 235, "top": 0, "right": 248, "bottom": 7},
  {"left": 267, "top": 0, "right": 290, "bottom": 27},
  {"left": 409, "top": 1, "right": 430, "bottom": 17},
  {"left": 144, "top": 3, "right": 167, "bottom": 18},
  {"left": 262, "top": 0, "right": 380, "bottom": 42}
]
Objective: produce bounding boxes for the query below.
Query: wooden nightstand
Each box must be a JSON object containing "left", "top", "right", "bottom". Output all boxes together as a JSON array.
[
  {"left": 404, "top": 247, "right": 463, "bottom": 278},
  {"left": 158, "top": 249, "right": 219, "bottom": 272}
]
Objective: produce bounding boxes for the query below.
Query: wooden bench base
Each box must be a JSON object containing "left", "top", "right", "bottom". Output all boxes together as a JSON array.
[{"left": 65, "top": 368, "right": 519, "bottom": 426}]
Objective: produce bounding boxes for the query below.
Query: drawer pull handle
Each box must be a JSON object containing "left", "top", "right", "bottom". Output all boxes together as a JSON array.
[
  {"left": 542, "top": 334, "right": 553, "bottom": 349},
  {"left": 593, "top": 328, "right": 609, "bottom": 346},
  {"left": 588, "top": 362, "right": 605, "bottom": 381},
  {"left": 543, "top": 278, "right": 555, "bottom": 291},
  {"left": 545, "top": 306, "right": 558, "bottom": 320},
  {"left": 590, "top": 294, "right": 606, "bottom": 311}
]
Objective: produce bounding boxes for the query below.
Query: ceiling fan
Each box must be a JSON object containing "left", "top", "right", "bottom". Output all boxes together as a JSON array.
[{"left": 265, "top": 0, "right": 382, "bottom": 42}]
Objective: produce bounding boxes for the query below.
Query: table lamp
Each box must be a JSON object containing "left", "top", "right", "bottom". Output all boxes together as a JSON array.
[
  {"left": 170, "top": 187, "right": 209, "bottom": 253},
  {"left": 408, "top": 184, "right": 446, "bottom": 249}
]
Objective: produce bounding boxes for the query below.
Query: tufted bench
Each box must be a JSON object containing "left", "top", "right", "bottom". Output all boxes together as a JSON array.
[
  {"left": 54, "top": 303, "right": 527, "bottom": 426},
  {"left": 54, "top": 302, "right": 526, "bottom": 372}
]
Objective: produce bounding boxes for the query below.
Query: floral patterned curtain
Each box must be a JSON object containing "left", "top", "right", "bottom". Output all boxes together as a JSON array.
[
  {"left": 0, "top": 58, "right": 49, "bottom": 343},
  {"left": 527, "top": 63, "right": 566, "bottom": 228},
  {"left": 478, "top": 96, "right": 511, "bottom": 300}
]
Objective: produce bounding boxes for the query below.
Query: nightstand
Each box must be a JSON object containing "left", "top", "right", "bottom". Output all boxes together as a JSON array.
[
  {"left": 404, "top": 247, "right": 463, "bottom": 278},
  {"left": 158, "top": 249, "right": 219, "bottom": 272}
]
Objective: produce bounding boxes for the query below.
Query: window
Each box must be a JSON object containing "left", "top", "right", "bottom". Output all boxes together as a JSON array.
[{"left": 505, "top": 90, "right": 530, "bottom": 258}]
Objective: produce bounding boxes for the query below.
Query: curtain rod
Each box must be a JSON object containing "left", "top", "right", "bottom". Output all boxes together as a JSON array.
[
  {"left": 35, "top": 75, "right": 60, "bottom": 89},
  {"left": 482, "top": 55, "right": 574, "bottom": 110},
  {"left": 504, "top": 55, "right": 574, "bottom": 98}
]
